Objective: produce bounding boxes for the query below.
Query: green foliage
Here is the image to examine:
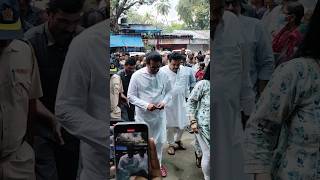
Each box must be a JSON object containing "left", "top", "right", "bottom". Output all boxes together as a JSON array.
[
  {"left": 156, "top": 0, "right": 170, "bottom": 16},
  {"left": 110, "top": 0, "right": 159, "bottom": 32},
  {"left": 127, "top": 10, "right": 165, "bottom": 29},
  {"left": 176, "top": 0, "right": 210, "bottom": 30},
  {"left": 163, "top": 22, "right": 187, "bottom": 33}
]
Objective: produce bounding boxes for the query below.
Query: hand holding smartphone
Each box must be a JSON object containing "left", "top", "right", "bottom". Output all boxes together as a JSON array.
[
  {"left": 113, "top": 123, "right": 153, "bottom": 180},
  {"left": 155, "top": 102, "right": 165, "bottom": 110}
]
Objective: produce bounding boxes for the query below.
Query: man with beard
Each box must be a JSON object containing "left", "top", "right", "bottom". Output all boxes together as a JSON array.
[
  {"left": 127, "top": 51, "right": 172, "bottom": 177},
  {"left": 117, "top": 57, "right": 136, "bottom": 121},
  {"left": 24, "top": 0, "right": 84, "bottom": 179}
]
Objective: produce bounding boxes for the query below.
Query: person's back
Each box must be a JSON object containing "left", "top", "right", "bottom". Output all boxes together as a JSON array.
[
  {"left": 55, "top": 20, "right": 109, "bottom": 180},
  {"left": 238, "top": 15, "right": 274, "bottom": 95},
  {"left": 212, "top": 10, "right": 253, "bottom": 180}
]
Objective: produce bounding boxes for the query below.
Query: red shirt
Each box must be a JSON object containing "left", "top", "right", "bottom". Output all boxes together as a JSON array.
[
  {"left": 195, "top": 70, "right": 205, "bottom": 81},
  {"left": 272, "top": 25, "right": 303, "bottom": 63}
]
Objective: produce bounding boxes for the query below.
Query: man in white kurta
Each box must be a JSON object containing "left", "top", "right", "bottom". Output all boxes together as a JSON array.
[
  {"left": 212, "top": 10, "right": 254, "bottom": 180},
  {"left": 55, "top": 20, "right": 108, "bottom": 180},
  {"left": 127, "top": 51, "right": 172, "bottom": 176},
  {"left": 160, "top": 52, "right": 191, "bottom": 154}
]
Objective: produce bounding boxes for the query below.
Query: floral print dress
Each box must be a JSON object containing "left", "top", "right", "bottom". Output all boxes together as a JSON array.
[
  {"left": 187, "top": 80, "right": 210, "bottom": 148},
  {"left": 244, "top": 57, "right": 320, "bottom": 179}
]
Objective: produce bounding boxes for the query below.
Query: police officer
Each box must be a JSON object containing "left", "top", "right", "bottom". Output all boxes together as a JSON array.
[{"left": 0, "top": 0, "right": 42, "bottom": 179}]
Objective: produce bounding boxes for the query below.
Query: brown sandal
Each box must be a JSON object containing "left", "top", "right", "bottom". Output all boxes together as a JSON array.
[
  {"left": 167, "top": 145, "right": 175, "bottom": 155},
  {"left": 195, "top": 151, "right": 202, "bottom": 168},
  {"left": 175, "top": 141, "right": 186, "bottom": 150}
]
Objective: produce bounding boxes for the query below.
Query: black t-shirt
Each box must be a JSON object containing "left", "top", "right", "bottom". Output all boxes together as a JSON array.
[{"left": 117, "top": 69, "right": 132, "bottom": 96}]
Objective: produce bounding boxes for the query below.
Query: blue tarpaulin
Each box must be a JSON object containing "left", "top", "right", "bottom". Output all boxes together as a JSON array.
[{"left": 110, "top": 35, "right": 144, "bottom": 47}]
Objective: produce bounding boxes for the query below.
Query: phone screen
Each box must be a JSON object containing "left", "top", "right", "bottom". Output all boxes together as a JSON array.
[{"left": 114, "top": 123, "right": 149, "bottom": 180}]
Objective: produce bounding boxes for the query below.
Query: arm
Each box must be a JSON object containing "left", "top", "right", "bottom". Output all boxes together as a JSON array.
[
  {"left": 55, "top": 37, "right": 108, "bottom": 150},
  {"left": 240, "top": 43, "right": 256, "bottom": 117},
  {"left": 162, "top": 75, "right": 173, "bottom": 105},
  {"left": 110, "top": 75, "right": 122, "bottom": 112},
  {"left": 256, "top": 22, "right": 275, "bottom": 94},
  {"left": 186, "top": 81, "right": 204, "bottom": 120},
  {"left": 244, "top": 62, "right": 301, "bottom": 175},
  {"left": 127, "top": 75, "right": 149, "bottom": 110},
  {"left": 189, "top": 69, "right": 197, "bottom": 89}
]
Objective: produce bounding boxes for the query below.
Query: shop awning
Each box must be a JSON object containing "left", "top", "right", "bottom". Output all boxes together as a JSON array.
[{"left": 110, "top": 35, "right": 144, "bottom": 47}]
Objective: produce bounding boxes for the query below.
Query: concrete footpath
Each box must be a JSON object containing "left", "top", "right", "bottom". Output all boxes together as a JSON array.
[
  {"left": 162, "top": 131, "right": 204, "bottom": 180},
  {"left": 110, "top": 131, "right": 204, "bottom": 180}
]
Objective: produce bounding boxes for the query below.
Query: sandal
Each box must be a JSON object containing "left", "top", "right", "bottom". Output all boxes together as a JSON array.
[
  {"left": 175, "top": 141, "right": 186, "bottom": 150},
  {"left": 160, "top": 165, "right": 168, "bottom": 177},
  {"left": 195, "top": 151, "right": 202, "bottom": 168},
  {"left": 167, "top": 145, "right": 175, "bottom": 155}
]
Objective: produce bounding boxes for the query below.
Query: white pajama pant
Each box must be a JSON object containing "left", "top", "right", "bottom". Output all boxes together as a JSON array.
[
  {"left": 196, "top": 134, "right": 210, "bottom": 180},
  {"left": 167, "top": 127, "right": 184, "bottom": 145}
]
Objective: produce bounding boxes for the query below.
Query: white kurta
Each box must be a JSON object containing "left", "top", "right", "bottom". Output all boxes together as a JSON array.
[
  {"left": 55, "top": 20, "right": 108, "bottom": 180},
  {"left": 261, "top": 5, "right": 284, "bottom": 35},
  {"left": 127, "top": 67, "right": 172, "bottom": 144},
  {"left": 160, "top": 65, "right": 189, "bottom": 129},
  {"left": 238, "top": 15, "right": 274, "bottom": 89},
  {"left": 212, "top": 11, "right": 253, "bottom": 180}
]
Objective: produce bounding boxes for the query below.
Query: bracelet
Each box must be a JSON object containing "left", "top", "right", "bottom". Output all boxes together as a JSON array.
[{"left": 190, "top": 120, "right": 197, "bottom": 125}]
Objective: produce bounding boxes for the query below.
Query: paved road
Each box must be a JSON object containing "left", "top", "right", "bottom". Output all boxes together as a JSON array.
[
  {"left": 110, "top": 131, "right": 204, "bottom": 180},
  {"left": 162, "top": 131, "right": 204, "bottom": 180}
]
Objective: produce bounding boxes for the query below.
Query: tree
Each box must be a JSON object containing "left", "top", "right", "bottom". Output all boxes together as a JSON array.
[
  {"left": 127, "top": 10, "right": 165, "bottom": 30},
  {"left": 156, "top": 0, "right": 170, "bottom": 24},
  {"left": 176, "top": 0, "right": 210, "bottom": 30},
  {"left": 110, "top": 0, "right": 157, "bottom": 32},
  {"left": 163, "top": 22, "right": 186, "bottom": 33}
]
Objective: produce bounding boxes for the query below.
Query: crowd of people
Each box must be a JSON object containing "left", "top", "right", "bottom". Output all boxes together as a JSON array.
[
  {"left": 212, "top": 0, "right": 320, "bottom": 180},
  {"left": 115, "top": 133, "right": 149, "bottom": 180},
  {"left": 110, "top": 48, "right": 211, "bottom": 178},
  {"left": 1, "top": 0, "right": 108, "bottom": 180},
  {"left": 1, "top": 0, "right": 320, "bottom": 179}
]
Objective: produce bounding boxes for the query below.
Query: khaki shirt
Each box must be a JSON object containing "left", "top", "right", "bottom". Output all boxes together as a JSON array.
[
  {"left": 0, "top": 40, "right": 42, "bottom": 158},
  {"left": 110, "top": 74, "right": 123, "bottom": 120}
]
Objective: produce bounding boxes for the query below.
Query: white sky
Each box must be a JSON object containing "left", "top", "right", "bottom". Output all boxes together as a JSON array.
[{"left": 133, "top": 0, "right": 182, "bottom": 25}]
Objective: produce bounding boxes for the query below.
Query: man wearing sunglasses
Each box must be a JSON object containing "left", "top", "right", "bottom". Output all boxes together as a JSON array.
[{"left": 127, "top": 51, "right": 172, "bottom": 177}]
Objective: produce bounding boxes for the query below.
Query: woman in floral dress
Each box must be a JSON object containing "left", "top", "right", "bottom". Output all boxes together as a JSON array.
[
  {"left": 187, "top": 63, "right": 210, "bottom": 180},
  {"left": 244, "top": 2, "right": 320, "bottom": 180}
]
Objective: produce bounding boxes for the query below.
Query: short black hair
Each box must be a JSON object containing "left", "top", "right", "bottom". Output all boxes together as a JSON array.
[
  {"left": 47, "top": 0, "right": 85, "bottom": 13},
  {"left": 146, "top": 51, "right": 162, "bottom": 64},
  {"left": 168, "top": 52, "right": 184, "bottom": 62},
  {"left": 287, "top": 1, "right": 304, "bottom": 26},
  {"left": 125, "top": 57, "right": 136, "bottom": 66},
  {"left": 125, "top": 52, "right": 130, "bottom": 56},
  {"left": 203, "top": 62, "right": 210, "bottom": 80},
  {"left": 295, "top": 0, "right": 320, "bottom": 60},
  {"left": 196, "top": 55, "right": 205, "bottom": 62}
]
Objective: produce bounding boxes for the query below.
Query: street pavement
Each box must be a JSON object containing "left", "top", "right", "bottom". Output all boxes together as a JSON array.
[
  {"left": 110, "top": 131, "right": 204, "bottom": 180},
  {"left": 162, "top": 131, "right": 204, "bottom": 180}
]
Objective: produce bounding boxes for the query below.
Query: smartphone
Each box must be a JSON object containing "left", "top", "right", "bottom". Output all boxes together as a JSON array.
[
  {"left": 110, "top": 120, "right": 124, "bottom": 167},
  {"left": 113, "top": 123, "right": 150, "bottom": 180}
]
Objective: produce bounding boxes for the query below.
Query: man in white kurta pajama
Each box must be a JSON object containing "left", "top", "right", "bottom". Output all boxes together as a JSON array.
[
  {"left": 160, "top": 52, "right": 191, "bottom": 154},
  {"left": 127, "top": 51, "right": 172, "bottom": 177}
]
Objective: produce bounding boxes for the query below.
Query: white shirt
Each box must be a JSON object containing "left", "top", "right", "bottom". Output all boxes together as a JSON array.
[
  {"left": 238, "top": 15, "right": 274, "bottom": 87},
  {"left": 55, "top": 20, "right": 108, "bottom": 180},
  {"left": 135, "top": 153, "right": 148, "bottom": 173},
  {"left": 117, "top": 154, "right": 140, "bottom": 179},
  {"left": 127, "top": 67, "right": 172, "bottom": 144},
  {"left": 160, "top": 65, "right": 189, "bottom": 129},
  {"left": 212, "top": 11, "right": 253, "bottom": 180}
]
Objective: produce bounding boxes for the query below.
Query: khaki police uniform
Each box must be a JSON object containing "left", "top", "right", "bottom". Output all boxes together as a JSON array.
[{"left": 0, "top": 40, "right": 42, "bottom": 180}]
